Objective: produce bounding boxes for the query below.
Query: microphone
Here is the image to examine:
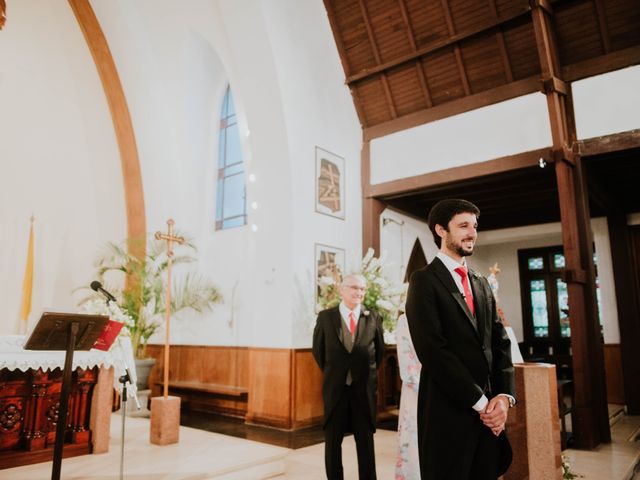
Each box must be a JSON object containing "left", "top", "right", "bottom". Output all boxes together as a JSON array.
[{"left": 90, "top": 281, "right": 117, "bottom": 303}]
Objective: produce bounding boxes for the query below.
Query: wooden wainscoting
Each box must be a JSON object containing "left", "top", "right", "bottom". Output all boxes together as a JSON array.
[
  {"left": 146, "top": 345, "right": 249, "bottom": 417},
  {"left": 603, "top": 344, "right": 625, "bottom": 405},
  {"left": 146, "top": 345, "right": 324, "bottom": 430},
  {"left": 245, "top": 348, "right": 324, "bottom": 430}
]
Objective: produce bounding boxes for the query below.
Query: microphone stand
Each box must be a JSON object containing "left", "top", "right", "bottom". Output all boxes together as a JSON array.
[{"left": 119, "top": 368, "right": 133, "bottom": 480}]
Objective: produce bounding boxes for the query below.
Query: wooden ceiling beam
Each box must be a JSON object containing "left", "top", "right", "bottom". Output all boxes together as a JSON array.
[
  {"left": 357, "top": 0, "right": 398, "bottom": 119},
  {"left": 346, "top": 6, "right": 531, "bottom": 84},
  {"left": 364, "top": 75, "right": 540, "bottom": 140},
  {"left": 578, "top": 129, "right": 640, "bottom": 156},
  {"left": 366, "top": 147, "right": 550, "bottom": 198},
  {"left": 397, "top": 0, "right": 433, "bottom": 107},
  {"left": 563, "top": 45, "right": 640, "bottom": 83},
  {"left": 593, "top": 0, "right": 611, "bottom": 54},
  {"left": 487, "top": 0, "right": 514, "bottom": 82},
  {"left": 439, "top": 0, "right": 471, "bottom": 95}
]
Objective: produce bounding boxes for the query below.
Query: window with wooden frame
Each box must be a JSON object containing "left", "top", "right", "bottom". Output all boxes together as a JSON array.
[
  {"left": 215, "top": 85, "right": 246, "bottom": 230},
  {"left": 518, "top": 245, "right": 602, "bottom": 376}
]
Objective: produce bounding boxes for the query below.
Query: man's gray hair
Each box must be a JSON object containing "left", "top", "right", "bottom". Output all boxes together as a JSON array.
[{"left": 341, "top": 273, "right": 366, "bottom": 286}]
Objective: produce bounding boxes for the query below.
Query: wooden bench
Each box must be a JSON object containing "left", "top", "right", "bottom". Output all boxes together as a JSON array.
[{"left": 154, "top": 381, "right": 248, "bottom": 416}]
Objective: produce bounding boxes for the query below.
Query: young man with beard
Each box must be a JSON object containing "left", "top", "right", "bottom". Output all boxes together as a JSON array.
[{"left": 405, "top": 199, "right": 516, "bottom": 480}]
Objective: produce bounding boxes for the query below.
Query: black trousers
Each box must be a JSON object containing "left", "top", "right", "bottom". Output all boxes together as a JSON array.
[
  {"left": 324, "top": 385, "right": 376, "bottom": 480},
  {"left": 468, "top": 425, "right": 502, "bottom": 480}
]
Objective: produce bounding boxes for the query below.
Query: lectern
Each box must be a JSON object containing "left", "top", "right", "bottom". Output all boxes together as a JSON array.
[{"left": 24, "top": 311, "right": 109, "bottom": 480}]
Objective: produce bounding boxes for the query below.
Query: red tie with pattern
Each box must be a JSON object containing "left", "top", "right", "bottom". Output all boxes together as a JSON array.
[
  {"left": 349, "top": 312, "right": 356, "bottom": 336},
  {"left": 454, "top": 266, "right": 475, "bottom": 316}
]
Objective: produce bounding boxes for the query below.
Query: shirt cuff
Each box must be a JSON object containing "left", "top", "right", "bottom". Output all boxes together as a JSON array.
[
  {"left": 472, "top": 394, "right": 488, "bottom": 412},
  {"left": 498, "top": 393, "right": 516, "bottom": 407}
]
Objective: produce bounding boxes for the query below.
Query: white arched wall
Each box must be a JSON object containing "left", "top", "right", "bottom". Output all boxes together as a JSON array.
[
  {"left": 0, "top": 1, "right": 126, "bottom": 335},
  {"left": 89, "top": 0, "right": 363, "bottom": 348},
  {"left": 90, "top": 0, "right": 297, "bottom": 348}
]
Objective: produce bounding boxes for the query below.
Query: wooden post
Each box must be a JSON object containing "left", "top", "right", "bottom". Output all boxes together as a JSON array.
[
  {"left": 362, "top": 140, "right": 386, "bottom": 256},
  {"left": 531, "top": 0, "right": 610, "bottom": 448}
]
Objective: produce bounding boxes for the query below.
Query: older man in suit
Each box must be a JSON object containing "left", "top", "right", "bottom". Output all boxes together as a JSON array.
[
  {"left": 406, "top": 199, "right": 516, "bottom": 480},
  {"left": 312, "top": 273, "right": 385, "bottom": 480}
]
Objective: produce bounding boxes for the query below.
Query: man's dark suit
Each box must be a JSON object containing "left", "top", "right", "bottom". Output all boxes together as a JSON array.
[
  {"left": 312, "top": 306, "right": 385, "bottom": 480},
  {"left": 405, "top": 257, "right": 515, "bottom": 480}
]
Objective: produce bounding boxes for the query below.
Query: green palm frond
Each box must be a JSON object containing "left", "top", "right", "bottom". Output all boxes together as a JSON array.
[{"left": 81, "top": 233, "right": 222, "bottom": 357}]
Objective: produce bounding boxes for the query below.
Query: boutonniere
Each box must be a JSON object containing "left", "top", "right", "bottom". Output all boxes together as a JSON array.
[
  {"left": 471, "top": 271, "right": 481, "bottom": 279},
  {"left": 363, "top": 310, "right": 370, "bottom": 316}
]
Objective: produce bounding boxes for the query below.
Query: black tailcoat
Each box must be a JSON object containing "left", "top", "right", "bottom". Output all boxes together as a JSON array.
[
  {"left": 312, "top": 306, "right": 385, "bottom": 429},
  {"left": 405, "top": 257, "right": 515, "bottom": 479}
]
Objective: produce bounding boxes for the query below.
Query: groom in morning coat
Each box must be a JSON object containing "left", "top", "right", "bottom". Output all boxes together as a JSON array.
[
  {"left": 312, "top": 273, "right": 385, "bottom": 480},
  {"left": 405, "top": 199, "right": 516, "bottom": 480}
]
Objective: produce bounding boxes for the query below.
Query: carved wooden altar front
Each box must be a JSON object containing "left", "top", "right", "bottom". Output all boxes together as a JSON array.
[{"left": 0, "top": 367, "right": 99, "bottom": 469}]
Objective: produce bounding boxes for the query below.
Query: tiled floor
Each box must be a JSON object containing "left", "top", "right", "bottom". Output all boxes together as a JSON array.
[{"left": 1, "top": 410, "right": 638, "bottom": 479}]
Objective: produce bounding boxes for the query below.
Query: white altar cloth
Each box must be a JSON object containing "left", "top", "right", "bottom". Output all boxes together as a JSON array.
[
  {"left": 0, "top": 335, "right": 139, "bottom": 403},
  {"left": 0, "top": 335, "right": 118, "bottom": 372}
]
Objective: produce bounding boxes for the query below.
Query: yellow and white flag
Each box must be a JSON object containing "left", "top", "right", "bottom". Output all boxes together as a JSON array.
[{"left": 19, "top": 217, "right": 34, "bottom": 333}]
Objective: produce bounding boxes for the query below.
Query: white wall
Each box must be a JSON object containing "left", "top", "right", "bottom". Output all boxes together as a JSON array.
[
  {"left": 88, "top": 0, "right": 362, "bottom": 348},
  {"left": 260, "top": 1, "right": 363, "bottom": 347},
  {"left": 369, "top": 93, "right": 552, "bottom": 185},
  {"left": 573, "top": 65, "right": 640, "bottom": 139},
  {"left": 379, "top": 209, "right": 437, "bottom": 284},
  {"left": 0, "top": 1, "right": 126, "bottom": 335}
]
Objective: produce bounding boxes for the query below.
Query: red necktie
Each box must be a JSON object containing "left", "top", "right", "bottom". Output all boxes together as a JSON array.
[
  {"left": 349, "top": 312, "right": 356, "bottom": 336},
  {"left": 454, "top": 267, "right": 475, "bottom": 316}
]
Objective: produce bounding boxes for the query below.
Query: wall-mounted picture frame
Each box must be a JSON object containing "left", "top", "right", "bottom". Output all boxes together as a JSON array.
[
  {"left": 315, "top": 243, "right": 345, "bottom": 310},
  {"left": 315, "top": 146, "right": 345, "bottom": 220}
]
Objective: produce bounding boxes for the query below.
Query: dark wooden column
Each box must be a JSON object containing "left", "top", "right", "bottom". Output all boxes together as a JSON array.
[
  {"left": 361, "top": 140, "right": 385, "bottom": 256},
  {"left": 608, "top": 217, "right": 640, "bottom": 414},
  {"left": 531, "top": 0, "right": 610, "bottom": 448}
]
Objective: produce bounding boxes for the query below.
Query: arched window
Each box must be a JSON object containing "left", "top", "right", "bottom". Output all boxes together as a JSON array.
[{"left": 215, "top": 85, "right": 246, "bottom": 230}]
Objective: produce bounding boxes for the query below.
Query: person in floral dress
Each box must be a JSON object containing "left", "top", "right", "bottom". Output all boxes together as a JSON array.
[{"left": 395, "top": 313, "right": 421, "bottom": 480}]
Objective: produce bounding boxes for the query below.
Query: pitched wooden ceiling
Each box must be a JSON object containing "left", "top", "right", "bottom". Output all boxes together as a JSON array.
[{"left": 324, "top": 0, "right": 640, "bottom": 134}]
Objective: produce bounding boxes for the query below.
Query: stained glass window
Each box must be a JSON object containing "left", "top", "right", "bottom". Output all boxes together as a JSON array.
[
  {"left": 216, "top": 85, "right": 246, "bottom": 230},
  {"left": 530, "top": 279, "right": 549, "bottom": 337},
  {"left": 556, "top": 278, "right": 570, "bottom": 337},
  {"left": 528, "top": 257, "right": 544, "bottom": 270},
  {"left": 553, "top": 253, "right": 565, "bottom": 269}
]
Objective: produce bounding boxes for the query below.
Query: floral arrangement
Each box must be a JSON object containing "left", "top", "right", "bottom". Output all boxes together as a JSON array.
[
  {"left": 317, "top": 248, "right": 406, "bottom": 333},
  {"left": 562, "top": 455, "right": 583, "bottom": 479},
  {"left": 80, "top": 299, "right": 134, "bottom": 339},
  {"left": 78, "top": 234, "right": 222, "bottom": 358}
]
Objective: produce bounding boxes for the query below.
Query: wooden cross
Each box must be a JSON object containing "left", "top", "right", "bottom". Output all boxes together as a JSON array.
[{"left": 154, "top": 219, "right": 185, "bottom": 398}]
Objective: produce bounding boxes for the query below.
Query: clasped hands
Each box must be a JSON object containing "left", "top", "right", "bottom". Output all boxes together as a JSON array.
[{"left": 479, "top": 395, "right": 509, "bottom": 436}]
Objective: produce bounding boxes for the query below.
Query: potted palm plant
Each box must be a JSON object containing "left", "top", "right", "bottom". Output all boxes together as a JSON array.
[{"left": 81, "top": 234, "right": 222, "bottom": 389}]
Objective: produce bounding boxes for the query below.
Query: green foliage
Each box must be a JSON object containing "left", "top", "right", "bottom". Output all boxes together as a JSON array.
[
  {"left": 317, "top": 248, "right": 406, "bottom": 333},
  {"left": 81, "top": 233, "right": 222, "bottom": 358}
]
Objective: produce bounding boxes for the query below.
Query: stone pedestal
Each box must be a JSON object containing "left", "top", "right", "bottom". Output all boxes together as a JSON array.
[
  {"left": 505, "top": 363, "right": 563, "bottom": 480},
  {"left": 89, "top": 366, "right": 114, "bottom": 454},
  {"left": 149, "top": 396, "right": 181, "bottom": 445}
]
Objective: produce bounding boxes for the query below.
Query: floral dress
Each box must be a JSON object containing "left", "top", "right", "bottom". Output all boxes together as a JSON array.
[{"left": 395, "top": 314, "right": 422, "bottom": 480}]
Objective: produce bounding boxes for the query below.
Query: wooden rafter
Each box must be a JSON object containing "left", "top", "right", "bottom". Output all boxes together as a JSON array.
[
  {"left": 439, "top": 0, "right": 471, "bottom": 95},
  {"left": 397, "top": 0, "right": 433, "bottom": 107},
  {"left": 487, "top": 0, "right": 514, "bottom": 82},
  {"left": 357, "top": 0, "right": 398, "bottom": 119},
  {"left": 347, "top": 4, "right": 531, "bottom": 84},
  {"left": 593, "top": 0, "right": 611, "bottom": 54}
]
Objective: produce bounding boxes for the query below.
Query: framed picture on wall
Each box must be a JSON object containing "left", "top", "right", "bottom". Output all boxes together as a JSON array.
[
  {"left": 315, "top": 146, "right": 345, "bottom": 220},
  {"left": 315, "top": 243, "right": 345, "bottom": 311}
]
